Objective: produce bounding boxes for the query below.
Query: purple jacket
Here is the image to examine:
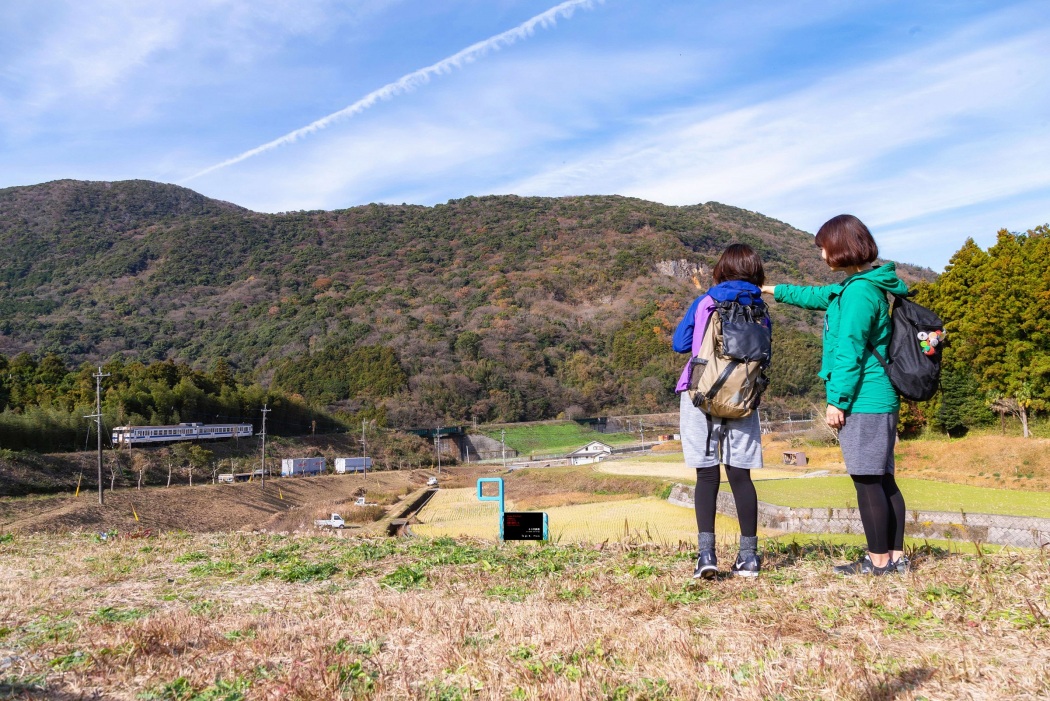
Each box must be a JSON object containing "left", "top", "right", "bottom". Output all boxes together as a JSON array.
[{"left": 673, "top": 295, "right": 717, "bottom": 393}]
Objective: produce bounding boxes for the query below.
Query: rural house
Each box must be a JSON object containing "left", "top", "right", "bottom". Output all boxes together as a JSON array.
[{"left": 566, "top": 441, "right": 613, "bottom": 465}]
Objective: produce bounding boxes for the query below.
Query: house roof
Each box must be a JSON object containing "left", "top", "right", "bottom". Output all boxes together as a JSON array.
[{"left": 566, "top": 440, "right": 614, "bottom": 457}]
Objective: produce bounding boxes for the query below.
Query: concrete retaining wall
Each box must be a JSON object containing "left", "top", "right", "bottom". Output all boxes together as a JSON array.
[
  {"left": 462, "top": 434, "right": 518, "bottom": 461},
  {"left": 667, "top": 483, "right": 1050, "bottom": 549}
]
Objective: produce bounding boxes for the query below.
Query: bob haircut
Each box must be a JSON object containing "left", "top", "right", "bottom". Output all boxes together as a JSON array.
[
  {"left": 712, "top": 243, "right": 765, "bottom": 286},
  {"left": 814, "top": 214, "right": 879, "bottom": 268}
]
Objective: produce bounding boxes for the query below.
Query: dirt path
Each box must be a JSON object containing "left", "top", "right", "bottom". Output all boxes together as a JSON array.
[{"left": 0, "top": 470, "right": 429, "bottom": 534}]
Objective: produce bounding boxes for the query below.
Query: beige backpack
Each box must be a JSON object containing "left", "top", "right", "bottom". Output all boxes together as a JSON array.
[{"left": 687, "top": 298, "right": 772, "bottom": 419}]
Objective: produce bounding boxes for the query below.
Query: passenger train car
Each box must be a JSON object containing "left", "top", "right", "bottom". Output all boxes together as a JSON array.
[{"left": 111, "top": 422, "right": 253, "bottom": 447}]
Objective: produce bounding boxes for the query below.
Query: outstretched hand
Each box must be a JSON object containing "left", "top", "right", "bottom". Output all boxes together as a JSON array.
[{"left": 760, "top": 285, "right": 775, "bottom": 295}]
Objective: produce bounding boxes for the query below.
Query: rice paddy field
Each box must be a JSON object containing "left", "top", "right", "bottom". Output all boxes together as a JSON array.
[
  {"left": 411, "top": 487, "right": 740, "bottom": 545},
  {"left": 412, "top": 486, "right": 1003, "bottom": 555}
]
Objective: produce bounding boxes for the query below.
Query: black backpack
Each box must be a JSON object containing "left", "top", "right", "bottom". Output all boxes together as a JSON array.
[{"left": 868, "top": 293, "right": 945, "bottom": 402}]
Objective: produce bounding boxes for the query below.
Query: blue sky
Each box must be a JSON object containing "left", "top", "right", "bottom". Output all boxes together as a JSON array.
[{"left": 1, "top": 0, "right": 1047, "bottom": 272}]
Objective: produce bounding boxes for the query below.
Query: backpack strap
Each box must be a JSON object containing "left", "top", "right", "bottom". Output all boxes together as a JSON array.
[
  {"left": 843, "top": 278, "right": 899, "bottom": 376},
  {"left": 867, "top": 344, "right": 890, "bottom": 372},
  {"left": 704, "top": 414, "right": 728, "bottom": 460},
  {"left": 705, "top": 413, "right": 714, "bottom": 457},
  {"left": 719, "top": 418, "right": 729, "bottom": 466}
]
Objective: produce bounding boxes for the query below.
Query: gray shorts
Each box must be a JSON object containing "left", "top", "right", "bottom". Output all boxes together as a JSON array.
[
  {"left": 838, "top": 411, "right": 898, "bottom": 476},
  {"left": 679, "top": 391, "right": 764, "bottom": 470}
]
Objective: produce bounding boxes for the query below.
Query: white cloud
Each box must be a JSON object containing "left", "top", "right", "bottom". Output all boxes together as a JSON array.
[
  {"left": 182, "top": 0, "right": 606, "bottom": 181},
  {"left": 190, "top": 46, "right": 707, "bottom": 210},
  {"left": 497, "top": 22, "right": 1050, "bottom": 269},
  {"left": 0, "top": 0, "right": 401, "bottom": 133}
]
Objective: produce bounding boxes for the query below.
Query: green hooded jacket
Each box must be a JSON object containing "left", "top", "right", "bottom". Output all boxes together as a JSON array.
[{"left": 773, "top": 263, "right": 910, "bottom": 413}]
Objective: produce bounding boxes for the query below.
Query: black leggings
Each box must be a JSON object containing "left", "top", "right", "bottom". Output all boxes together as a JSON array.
[
  {"left": 694, "top": 466, "right": 757, "bottom": 538},
  {"left": 851, "top": 474, "right": 906, "bottom": 554}
]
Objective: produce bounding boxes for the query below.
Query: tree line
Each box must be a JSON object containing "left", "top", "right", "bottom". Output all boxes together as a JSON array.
[
  {"left": 913, "top": 225, "right": 1048, "bottom": 437},
  {"left": 0, "top": 355, "right": 342, "bottom": 452}
]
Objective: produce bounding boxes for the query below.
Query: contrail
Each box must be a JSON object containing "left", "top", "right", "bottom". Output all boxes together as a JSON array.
[{"left": 182, "top": 0, "right": 603, "bottom": 182}]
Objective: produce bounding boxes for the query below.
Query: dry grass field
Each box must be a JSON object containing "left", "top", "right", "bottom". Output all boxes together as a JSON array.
[
  {"left": 0, "top": 471, "right": 431, "bottom": 536},
  {"left": 894, "top": 434, "right": 1050, "bottom": 491},
  {"left": 1, "top": 531, "right": 1047, "bottom": 700},
  {"left": 1, "top": 433, "right": 1049, "bottom": 699}
]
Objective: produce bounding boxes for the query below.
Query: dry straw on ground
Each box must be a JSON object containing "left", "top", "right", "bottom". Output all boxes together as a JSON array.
[{"left": 1, "top": 531, "right": 1047, "bottom": 700}]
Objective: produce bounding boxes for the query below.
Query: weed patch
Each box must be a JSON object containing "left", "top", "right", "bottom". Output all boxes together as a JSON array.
[
  {"left": 380, "top": 565, "right": 427, "bottom": 591},
  {"left": 92, "top": 607, "right": 147, "bottom": 624},
  {"left": 139, "top": 675, "right": 251, "bottom": 700},
  {"left": 188, "top": 559, "right": 244, "bottom": 577}
]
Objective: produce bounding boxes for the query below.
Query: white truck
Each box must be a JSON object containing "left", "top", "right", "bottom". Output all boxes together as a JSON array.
[{"left": 314, "top": 513, "right": 345, "bottom": 528}]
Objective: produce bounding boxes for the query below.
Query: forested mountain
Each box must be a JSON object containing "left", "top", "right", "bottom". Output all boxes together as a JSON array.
[{"left": 0, "top": 179, "right": 936, "bottom": 427}]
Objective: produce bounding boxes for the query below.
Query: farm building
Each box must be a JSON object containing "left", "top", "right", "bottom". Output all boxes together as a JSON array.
[
  {"left": 335, "top": 457, "right": 372, "bottom": 474},
  {"left": 566, "top": 441, "right": 613, "bottom": 466},
  {"left": 280, "top": 457, "right": 325, "bottom": 477}
]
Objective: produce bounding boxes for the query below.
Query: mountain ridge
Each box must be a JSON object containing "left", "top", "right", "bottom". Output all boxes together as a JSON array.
[{"left": 0, "top": 179, "right": 936, "bottom": 423}]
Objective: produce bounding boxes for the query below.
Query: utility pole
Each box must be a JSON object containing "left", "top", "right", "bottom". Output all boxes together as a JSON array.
[
  {"left": 361, "top": 418, "right": 366, "bottom": 458},
  {"left": 500, "top": 429, "right": 507, "bottom": 470},
  {"left": 260, "top": 404, "right": 270, "bottom": 487},
  {"left": 638, "top": 421, "right": 644, "bottom": 444},
  {"left": 84, "top": 366, "right": 110, "bottom": 505},
  {"left": 435, "top": 426, "right": 442, "bottom": 475}
]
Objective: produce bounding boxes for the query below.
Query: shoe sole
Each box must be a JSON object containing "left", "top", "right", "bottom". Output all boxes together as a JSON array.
[
  {"left": 731, "top": 570, "right": 759, "bottom": 578},
  {"left": 693, "top": 566, "right": 717, "bottom": 580}
]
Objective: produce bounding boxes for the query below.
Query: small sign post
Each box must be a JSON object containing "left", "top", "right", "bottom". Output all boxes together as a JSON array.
[{"left": 476, "top": 478, "right": 548, "bottom": 541}]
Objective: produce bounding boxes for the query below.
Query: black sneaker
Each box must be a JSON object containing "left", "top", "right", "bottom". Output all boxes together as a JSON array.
[
  {"left": 731, "top": 552, "right": 760, "bottom": 578},
  {"left": 891, "top": 555, "right": 911, "bottom": 574},
  {"left": 693, "top": 549, "right": 717, "bottom": 580},
  {"left": 833, "top": 554, "right": 893, "bottom": 576}
]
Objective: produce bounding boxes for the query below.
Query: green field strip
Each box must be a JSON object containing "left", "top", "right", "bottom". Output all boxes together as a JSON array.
[
  {"left": 755, "top": 476, "right": 1050, "bottom": 518},
  {"left": 478, "top": 422, "right": 638, "bottom": 455}
]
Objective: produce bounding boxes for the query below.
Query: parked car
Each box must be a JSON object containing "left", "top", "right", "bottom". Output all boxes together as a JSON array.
[{"left": 314, "top": 513, "right": 345, "bottom": 528}]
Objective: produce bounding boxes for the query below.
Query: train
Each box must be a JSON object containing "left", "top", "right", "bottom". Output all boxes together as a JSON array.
[{"left": 111, "top": 422, "right": 253, "bottom": 447}]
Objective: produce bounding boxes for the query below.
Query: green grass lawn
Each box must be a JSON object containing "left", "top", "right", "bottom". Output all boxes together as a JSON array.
[
  {"left": 621, "top": 453, "right": 684, "bottom": 464},
  {"left": 479, "top": 422, "right": 637, "bottom": 456},
  {"left": 755, "top": 476, "right": 1050, "bottom": 518}
]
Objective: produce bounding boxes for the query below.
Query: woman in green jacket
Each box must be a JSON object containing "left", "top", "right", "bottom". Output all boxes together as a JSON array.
[{"left": 761, "top": 214, "right": 910, "bottom": 576}]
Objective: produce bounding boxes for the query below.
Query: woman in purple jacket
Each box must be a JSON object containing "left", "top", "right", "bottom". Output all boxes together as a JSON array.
[{"left": 673, "top": 244, "right": 766, "bottom": 579}]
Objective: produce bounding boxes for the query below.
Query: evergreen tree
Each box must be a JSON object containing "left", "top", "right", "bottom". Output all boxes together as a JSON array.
[
  {"left": 935, "top": 366, "right": 993, "bottom": 436},
  {"left": 925, "top": 227, "right": 1049, "bottom": 437}
]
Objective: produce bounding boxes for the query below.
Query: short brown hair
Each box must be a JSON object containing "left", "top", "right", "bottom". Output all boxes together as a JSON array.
[
  {"left": 814, "top": 214, "right": 878, "bottom": 268},
  {"left": 712, "top": 243, "right": 765, "bottom": 286}
]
